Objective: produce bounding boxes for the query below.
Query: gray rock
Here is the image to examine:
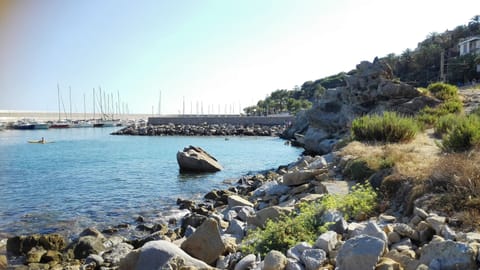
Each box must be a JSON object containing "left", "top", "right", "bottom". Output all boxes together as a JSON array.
[
  {"left": 228, "top": 195, "right": 254, "bottom": 208},
  {"left": 307, "top": 156, "right": 328, "bottom": 170},
  {"left": 247, "top": 206, "right": 293, "bottom": 228},
  {"left": 180, "top": 218, "right": 225, "bottom": 265},
  {"left": 73, "top": 235, "right": 105, "bottom": 259},
  {"left": 391, "top": 238, "right": 413, "bottom": 251},
  {"left": 300, "top": 249, "right": 327, "bottom": 270},
  {"left": 286, "top": 258, "right": 305, "bottom": 270},
  {"left": 226, "top": 219, "right": 245, "bottom": 239},
  {"left": 413, "top": 207, "right": 428, "bottom": 219},
  {"left": 119, "top": 240, "right": 211, "bottom": 270},
  {"left": 102, "top": 242, "right": 134, "bottom": 266},
  {"left": 336, "top": 235, "right": 386, "bottom": 270},
  {"left": 184, "top": 225, "right": 196, "bottom": 238},
  {"left": 264, "top": 250, "right": 287, "bottom": 270},
  {"left": 287, "top": 242, "right": 312, "bottom": 261},
  {"left": 234, "top": 254, "right": 257, "bottom": 270},
  {"left": 282, "top": 170, "right": 320, "bottom": 186},
  {"left": 176, "top": 145, "right": 222, "bottom": 172},
  {"left": 441, "top": 225, "right": 456, "bottom": 240},
  {"left": 419, "top": 239, "right": 476, "bottom": 270},
  {"left": 253, "top": 181, "right": 290, "bottom": 197},
  {"left": 224, "top": 209, "right": 237, "bottom": 221},
  {"left": 314, "top": 231, "right": 337, "bottom": 253},
  {"left": 426, "top": 215, "right": 446, "bottom": 235},
  {"left": 237, "top": 206, "right": 255, "bottom": 222},
  {"left": 379, "top": 214, "right": 397, "bottom": 223},
  {"left": 388, "top": 231, "right": 401, "bottom": 245},
  {"left": 393, "top": 223, "right": 418, "bottom": 240},
  {"left": 85, "top": 254, "right": 104, "bottom": 268},
  {"left": 362, "top": 221, "right": 388, "bottom": 244}
]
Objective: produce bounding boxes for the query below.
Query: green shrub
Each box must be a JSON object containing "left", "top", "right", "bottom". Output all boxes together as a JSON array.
[
  {"left": 241, "top": 183, "right": 377, "bottom": 255},
  {"left": 442, "top": 115, "right": 480, "bottom": 152},
  {"left": 427, "top": 82, "right": 459, "bottom": 101},
  {"left": 434, "top": 114, "right": 462, "bottom": 136},
  {"left": 343, "top": 158, "right": 375, "bottom": 181},
  {"left": 416, "top": 99, "right": 463, "bottom": 127},
  {"left": 351, "top": 112, "right": 419, "bottom": 143}
]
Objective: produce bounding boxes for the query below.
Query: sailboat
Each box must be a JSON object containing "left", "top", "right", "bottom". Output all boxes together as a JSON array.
[{"left": 50, "top": 84, "right": 70, "bottom": 128}]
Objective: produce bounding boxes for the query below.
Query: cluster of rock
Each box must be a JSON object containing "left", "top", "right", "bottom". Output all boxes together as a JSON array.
[
  {"left": 112, "top": 123, "right": 286, "bottom": 137},
  {"left": 5, "top": 152, "right": 480, "bottom": 269},
  {"left": 283, "top": 58, "right": 440, "bottom": 154}
]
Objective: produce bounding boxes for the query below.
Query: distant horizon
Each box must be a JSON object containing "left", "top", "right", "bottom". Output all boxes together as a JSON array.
[{"left": 1, "top": 0, "right": 478, "bottom": 114}]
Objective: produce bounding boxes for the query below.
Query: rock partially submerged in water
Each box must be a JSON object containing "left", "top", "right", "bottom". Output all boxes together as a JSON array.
[{"left": 176, "top": 146, "right": 223, "bottom": 173}]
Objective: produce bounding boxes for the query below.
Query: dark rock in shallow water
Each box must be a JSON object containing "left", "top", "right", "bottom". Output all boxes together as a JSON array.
[
  {"left": 7, "top": 234, "right": 66, "bottom": 256},
  {"left": 176, "top": 145, "right": 223, "bottom": 172}
]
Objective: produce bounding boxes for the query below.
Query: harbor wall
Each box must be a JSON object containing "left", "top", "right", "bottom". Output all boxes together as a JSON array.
[{"left": 147, "top": 115, "right": 295, "bottom": 126}]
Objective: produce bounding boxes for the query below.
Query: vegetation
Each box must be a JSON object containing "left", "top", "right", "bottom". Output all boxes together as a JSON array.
[
  {"left": 441, "top": 114, "right": 480, "bottom": 152},
  {"left": 241, "top": 183, "right": 377, "bottom": 256},
  {"left": 381, "top": 16, "right": 480, "bottom": 86},
  {"left": 243, "top": 89, "right": 313, "bottom": 116},
  {"left": 351, "top": 112, "right": 419, "bottom": 143},
  {"left": 416, "top": 82, "right": 463, "bottom": 126},
  {"left": 422, "top": 151, "right": 480, "bottom": 230}
]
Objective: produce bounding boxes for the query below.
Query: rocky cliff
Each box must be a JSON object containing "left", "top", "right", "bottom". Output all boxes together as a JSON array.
[{"left": 284, "top": 58, "right": 440, "bottom": 154}]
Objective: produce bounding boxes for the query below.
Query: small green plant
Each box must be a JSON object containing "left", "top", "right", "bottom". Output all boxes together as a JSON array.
[
  {"left": 351, "top": 112, "right": 419, "bottom": 143},
  {"left": 442, "top": 114, "right": 480, "bottom": 152},
  {"left": 241, "top": 183, "right": 378, "bottom": 256},
  {"left": 434, "top": 114, "right": 462, "bottom": 136},
  {"left": 427, "top": 82, "right": 459, "bottom": 101},
  {"left": 320, "top": 182, "right": 377, "bottom": 220}
]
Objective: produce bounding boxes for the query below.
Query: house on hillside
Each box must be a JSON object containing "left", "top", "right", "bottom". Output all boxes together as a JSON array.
[{"left": 458, "top": 36, "right": 480, "bottom": 56}]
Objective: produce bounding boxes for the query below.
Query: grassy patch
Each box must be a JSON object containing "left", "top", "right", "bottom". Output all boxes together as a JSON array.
[
  {"left": 416, "top": 82, "right": 463, "bottom": 127},
  {"left": 351, "top": 112, "right": 419, "bottom": 143},
  {"left": 241, "top": 183, "right": 377, "bottom": 256},
  {"left": 441, "top": 114, "right": 480, "bottom": 152},
  {"left": 422, "top": 151, "right": 480, "bottom": 229}
]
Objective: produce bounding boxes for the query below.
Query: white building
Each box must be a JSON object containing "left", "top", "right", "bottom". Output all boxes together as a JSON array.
[{"left": 458, "top": 36, "right": 480, "bottom": 56}]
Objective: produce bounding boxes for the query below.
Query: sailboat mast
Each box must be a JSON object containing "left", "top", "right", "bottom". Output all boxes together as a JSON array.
[
  {"left": 83, "top": 93, "right": 86, "bottom": 121},
  {"left": 57, "top": 83, "right": 61, "bottom": 121},
  {"left": 93, "top": 88, "right": 96, "bottom": 121},
  {"left": 69, "top": 86, "right": 72, "bottom": 120}
]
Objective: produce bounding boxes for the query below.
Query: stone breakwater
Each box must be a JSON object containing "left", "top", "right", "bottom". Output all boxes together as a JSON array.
[
  {"left": 111, "top": 123, "right": 287, "bottom": 136},
  {"left": 3, "top": 152, "right": 480, "bottom": 269}
]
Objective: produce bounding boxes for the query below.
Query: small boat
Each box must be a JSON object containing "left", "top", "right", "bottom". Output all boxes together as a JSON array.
[
  {"left": 32, "top": 121, "right": 50, "bottom": 129},
  {"left": 49, "top": 120, "right": 70, "bottom": 128},
  {"left": 28, "top": 140, "right": 54, "bottom": 144},
  {"left": 13, "top": 121, "right": 35, "bottom": 130}
]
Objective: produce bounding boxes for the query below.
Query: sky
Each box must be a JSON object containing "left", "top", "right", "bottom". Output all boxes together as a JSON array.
[{"left": 0, "top": 0, "right": 479, "bottom": 115}]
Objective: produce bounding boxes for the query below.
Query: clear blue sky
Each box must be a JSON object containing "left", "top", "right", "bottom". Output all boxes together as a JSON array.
[{"left": 0, "top": 0, "right": 478, "bottom": 114}]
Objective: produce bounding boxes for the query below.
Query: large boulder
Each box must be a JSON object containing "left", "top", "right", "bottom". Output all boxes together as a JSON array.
[
  {"left": 336, "top": 234, "right": 386, "bottom": 270},
  {"left": 119, "top": 240, "right": 211, "bottom": 270},
  {"left": 419, "top": 239, "right": 476, "bottom": 270},
  {"left": 176, "top": 145, "right": 222, "bottom": 172},
  {"left": 264, "top": 250, "right": 288, "bottom": 270},
  {"left": 180, "top": 218, "right": 225, "bottom": 265}
]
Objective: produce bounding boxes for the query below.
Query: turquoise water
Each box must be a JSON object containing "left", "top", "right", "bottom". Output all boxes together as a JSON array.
[{"left": 0, "top": 127, "right": 302, "bottom": 237}]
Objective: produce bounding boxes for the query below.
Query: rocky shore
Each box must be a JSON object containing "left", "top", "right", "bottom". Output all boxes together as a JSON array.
[
  {"left": 3, "top": 152, "right": 480, "bottom": 269},
  {"left": 111, "top": 123, "right": 287, "bottom": 137}
]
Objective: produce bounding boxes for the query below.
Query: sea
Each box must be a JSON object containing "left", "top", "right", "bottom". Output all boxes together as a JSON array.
[{"left": 0, "top": 127, "right": 302, "bottom": 239}]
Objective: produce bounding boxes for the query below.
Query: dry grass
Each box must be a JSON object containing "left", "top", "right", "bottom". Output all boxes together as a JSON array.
[{"left": 340, "top": 129, "right": 440, "bottom": 180}]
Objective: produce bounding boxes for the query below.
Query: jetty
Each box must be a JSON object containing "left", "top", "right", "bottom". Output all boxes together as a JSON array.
[{"left": 147, "top": 114, "right": 294, "bottom": 126}]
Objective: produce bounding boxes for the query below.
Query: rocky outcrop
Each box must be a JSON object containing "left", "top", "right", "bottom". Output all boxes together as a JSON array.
[
  {"left": 119, "top": 240, "right": 212, "bottom": 270},
  {"left": 113, "top": 123, "right": 286, "bottom": 137},
  {"left": 176, "top": 145, "right": 223, "bottom": 172},
  {"left": 284, "top": 58, "right": 440, "bottom": 154}
]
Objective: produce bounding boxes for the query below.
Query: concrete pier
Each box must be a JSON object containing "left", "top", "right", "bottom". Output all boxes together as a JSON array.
[{"left": 147, "top": 115, "right": 294, "bottom": 126}]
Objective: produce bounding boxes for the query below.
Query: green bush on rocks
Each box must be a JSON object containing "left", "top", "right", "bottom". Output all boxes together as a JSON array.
[
  {"left": 241, "top": 183, "right": 377, "bottom": 256},
  {"left": 351, "top": 112, "right": 419, "bottom": 143}
]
